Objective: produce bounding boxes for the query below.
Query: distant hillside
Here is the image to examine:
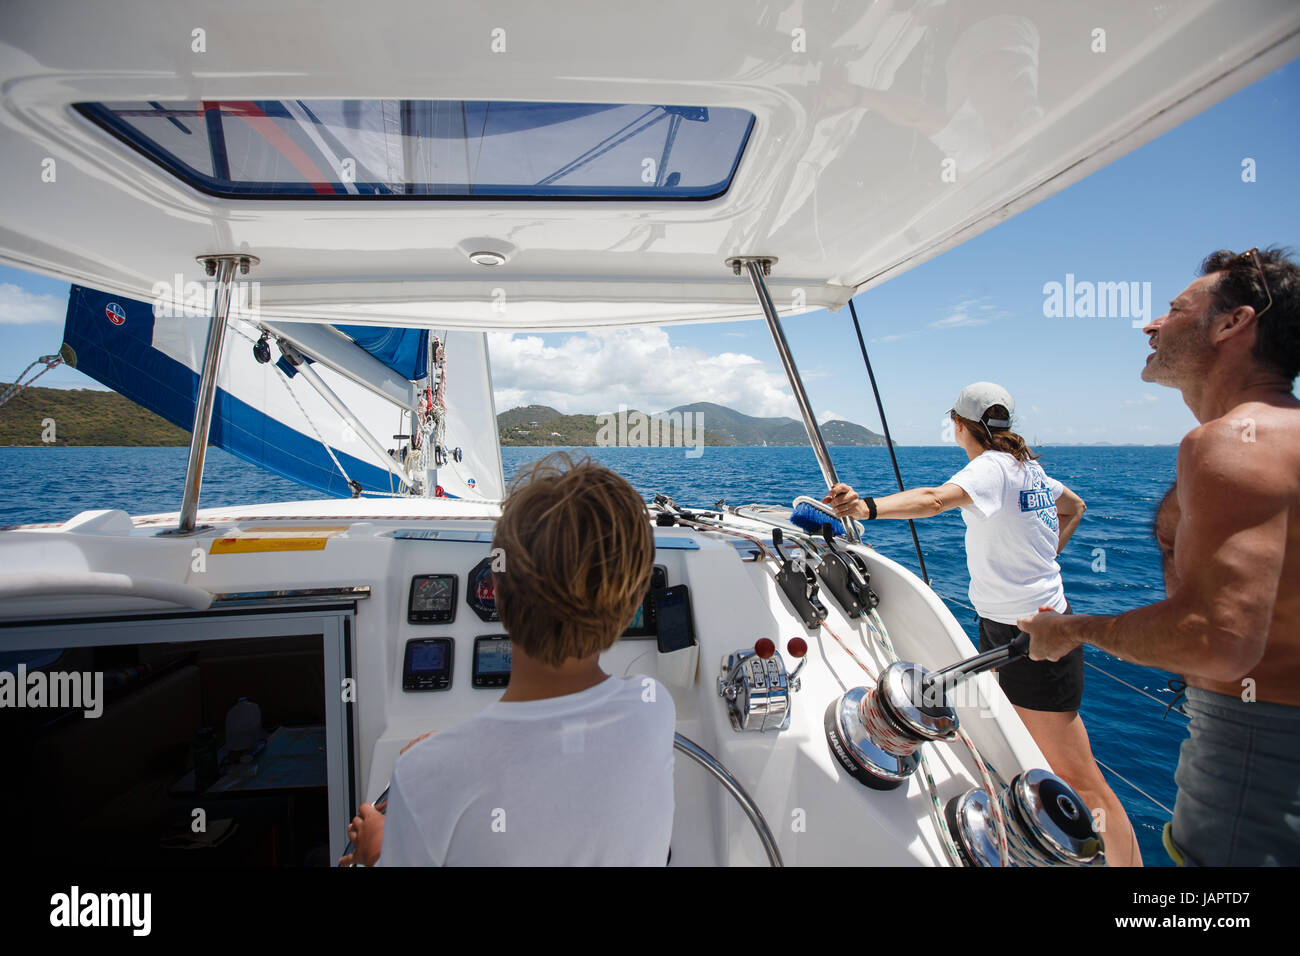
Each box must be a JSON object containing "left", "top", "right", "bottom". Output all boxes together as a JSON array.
[
  {"left": 663, "top": 402, "right": 887, "bottom": 446},
  {"left": 0, "top": 383, "right": 190, "bottom": 446},
  {"left": 0, "top": 387, "right": 886, "bottom": 450},
  {"left": 497, "top": 401, "right": 886, "bottom": 447},
  {"left": 498, "top": 407, "right": 731, "bottom": 447},
  {"left": 496, "top": 404, "right": 563, "bottom": 430}
]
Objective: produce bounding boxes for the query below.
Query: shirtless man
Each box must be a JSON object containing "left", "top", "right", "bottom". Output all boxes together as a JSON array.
[{"left": 1019, "top": 247, "right": 1300, "bottom": 866}]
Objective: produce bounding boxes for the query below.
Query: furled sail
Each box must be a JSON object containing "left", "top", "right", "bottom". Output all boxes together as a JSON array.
[{"left": 60, "top": 285, "right": 503, "bottom": 500}]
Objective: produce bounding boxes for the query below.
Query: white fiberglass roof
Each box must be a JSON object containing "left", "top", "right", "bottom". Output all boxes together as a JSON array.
[{"left": 0, "top": 0, "right": 1297, "bottom": 330}]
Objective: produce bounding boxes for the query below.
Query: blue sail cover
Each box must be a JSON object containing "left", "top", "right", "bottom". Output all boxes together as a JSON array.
[
  {"left": 61, "top": 285, "right": 420, "bottom": 498},
  {"left": 335, "top": 324, "right": 427, "bottom": 380}
]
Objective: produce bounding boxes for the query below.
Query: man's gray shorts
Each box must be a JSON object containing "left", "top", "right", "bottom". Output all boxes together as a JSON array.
[{"left": 1169, "top": 687, "right": 1300, "bottom": 866}]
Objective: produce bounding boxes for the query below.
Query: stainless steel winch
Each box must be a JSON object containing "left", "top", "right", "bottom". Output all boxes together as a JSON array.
[
  {"left": 823, "top": 635, "right": 1106, "bottom": 866},
  {"left": 945, "top": 769, "right": 1106, "bottom": 867}
]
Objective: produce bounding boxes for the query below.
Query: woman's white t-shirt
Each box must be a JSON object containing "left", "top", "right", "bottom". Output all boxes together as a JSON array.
[{"left": 947, "top": 450, "right": 1068, "bottom": 625}]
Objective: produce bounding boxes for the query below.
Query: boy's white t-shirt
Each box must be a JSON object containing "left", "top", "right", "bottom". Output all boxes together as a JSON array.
[
  {"left": 377, "top": 675, "right": 675, "bottom": 866},
  {"left": 946, "top": 450, "right": 1069, "bottom": 625}
]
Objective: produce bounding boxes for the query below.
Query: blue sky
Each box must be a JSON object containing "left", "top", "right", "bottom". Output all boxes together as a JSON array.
[{"left": 3, "top": 59, "right": 1297, "bottom": 444}]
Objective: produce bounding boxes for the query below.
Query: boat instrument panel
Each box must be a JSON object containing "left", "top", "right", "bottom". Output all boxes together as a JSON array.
[{"left": 407, "top": 574, "right": 457, "bottom": 624}]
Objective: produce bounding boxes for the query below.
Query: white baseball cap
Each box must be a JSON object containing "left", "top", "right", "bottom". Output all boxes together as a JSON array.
[{"left": 951, "top": 382, "right": 1014, "bottom": 429}]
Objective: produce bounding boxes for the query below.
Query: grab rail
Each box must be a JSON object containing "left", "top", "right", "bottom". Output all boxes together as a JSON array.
[
  {"left": 0, "top": 572, "right": 212, "bottom": 610},
  {"left": 674, "top": 732, "right": 783, "bottom": 867}
]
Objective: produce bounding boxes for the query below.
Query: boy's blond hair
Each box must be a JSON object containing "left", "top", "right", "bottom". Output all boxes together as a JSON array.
[{"left": 492, "top": 452, "right": 653, "bottom": 667}]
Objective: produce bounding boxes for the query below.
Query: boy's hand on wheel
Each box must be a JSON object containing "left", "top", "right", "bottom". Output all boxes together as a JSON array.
[{"left": 339, "top": 802, "right": 386, "bottom": 867}]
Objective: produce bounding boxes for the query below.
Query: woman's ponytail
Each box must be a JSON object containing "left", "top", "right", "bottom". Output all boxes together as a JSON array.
[{"left": 954, "top": 405, "right": 1039, "bottom": 464}]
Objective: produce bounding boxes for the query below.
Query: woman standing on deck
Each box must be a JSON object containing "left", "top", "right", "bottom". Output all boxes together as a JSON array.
[{"left": 823, "top": 382, "right": 1142, "bottom": 866}]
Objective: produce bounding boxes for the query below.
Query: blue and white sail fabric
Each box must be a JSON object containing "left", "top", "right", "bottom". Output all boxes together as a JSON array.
[{"left": 61, "top": 285, "right": 503, "bottom": 500}]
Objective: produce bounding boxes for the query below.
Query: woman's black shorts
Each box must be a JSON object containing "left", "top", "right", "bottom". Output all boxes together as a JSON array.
[{"left": 977, "top": 608, "right": 1084, "bottom": 713}]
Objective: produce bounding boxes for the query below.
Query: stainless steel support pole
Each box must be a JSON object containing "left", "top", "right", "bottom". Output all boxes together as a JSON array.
[
  {"left": 731, "top": 257, "right": 860, "bottom": 543},
  {"left": 176, "top": 254, "right": 256, "bottom": 534}
]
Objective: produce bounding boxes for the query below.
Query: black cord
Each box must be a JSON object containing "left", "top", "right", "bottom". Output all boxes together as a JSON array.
[{"left": 849, "top": 298, "right": 930, "bottom": 584}]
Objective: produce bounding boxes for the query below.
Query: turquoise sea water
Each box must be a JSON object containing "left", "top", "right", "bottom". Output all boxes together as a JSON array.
[{"left": 0, "top": 443, "right": 1185, "bottom": 865}]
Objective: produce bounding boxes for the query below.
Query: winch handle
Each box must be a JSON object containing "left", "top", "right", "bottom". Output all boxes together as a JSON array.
[{"left": 924, "top": 633, "right": 1030, "bottom": 698}]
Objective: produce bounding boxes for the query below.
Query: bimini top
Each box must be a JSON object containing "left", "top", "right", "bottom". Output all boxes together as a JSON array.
[{"left": 0, "top": 0, "right": 1297, "bottom": 330}]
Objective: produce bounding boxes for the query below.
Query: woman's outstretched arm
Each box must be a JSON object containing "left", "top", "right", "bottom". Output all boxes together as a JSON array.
[{"left": 823, "top": 482, "right": 972, "bottom": 521}]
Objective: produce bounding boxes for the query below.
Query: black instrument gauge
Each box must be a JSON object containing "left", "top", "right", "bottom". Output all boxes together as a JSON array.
[
  {"left": 409, "top": 574, "right": 458, "bottom": 624},
  {"left": 473, "top": 635, "right": 512, "bottom": 688},
  {"left": 466, "top": 556, "right": 500, "bottom": 622},
  {"left": 403, "top": 638, "right": 454, "bottom": 691}
]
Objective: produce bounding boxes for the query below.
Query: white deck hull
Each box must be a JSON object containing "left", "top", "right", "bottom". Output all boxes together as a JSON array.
[{"left": 1, "top": 499, "right": 1048, "bottom": 865}]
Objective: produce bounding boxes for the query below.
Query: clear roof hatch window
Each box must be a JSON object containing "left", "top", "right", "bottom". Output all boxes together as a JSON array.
[{"left": 75, "top": 100, "right": 755, "bottom": 200}]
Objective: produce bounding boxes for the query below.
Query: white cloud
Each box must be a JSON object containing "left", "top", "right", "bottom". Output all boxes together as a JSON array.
[
  {"left": 0, "top": 282, "right": 63, "bottom": 325},
  {"left": 820, "top": 409, "right": 844, "bottom": 422},
  {"left": 929, "top": 296, "right": 1005, "bottom": 330},
  {"left": 487, "top": 327, "right": 801, "bottom": 418}
]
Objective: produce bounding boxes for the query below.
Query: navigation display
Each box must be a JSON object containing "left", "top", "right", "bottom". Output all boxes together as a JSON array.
[
  {"left": 408, "top": 574, "right": 457, "bottom": 624},
  {"left": 409, "top": 641, "right": 446, "bottom": 672},
  {"left": 402, "top": 638, "right": 454, "bottom": 691}
]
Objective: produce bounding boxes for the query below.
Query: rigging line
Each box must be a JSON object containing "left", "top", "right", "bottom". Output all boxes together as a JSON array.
[
  {"left": 848, "top": 297, "right": 929, "bottom": 583},
  {"left": 472, "top": 102, "right": 490, "bottom": 191},
  {"left": 0, "top": 353, "right": 63, "bottom": 408},
  {"left": 654, "top": 113, "right": 681, "bottom": 187},
  {"left": 536, "top": 109, "right": 666, "bottom": 186},
  {"left": 261, "top": 340, "right": 408, "bottom": 498},
  {"left": 1084, "top": 661, "right": 1188, "bottom": 718},
  {"left": 1094, "top": 756, "right": 1174, "bottom": 816},
  {"left": 535, "top": 107, "right": 657, "bottom": 185},
  {"left": 274, "top": 364, "right": 356, "bottom": 492}
]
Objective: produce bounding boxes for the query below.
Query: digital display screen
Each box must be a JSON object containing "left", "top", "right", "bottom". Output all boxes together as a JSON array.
[
  {"left": 409, "top": 575, "right": 457, "bottom": 624},
  {"left": 412, "top": 576, "right": 454, "bottom": 612},
  {"left": 476, "top": 638, "right": 511, "bottom": 674},
  {"left": 409, "top": 642, "right": 446, "bottom": 673},
  {"left": 627, "top": 605, "right": 644, "bottom": 630},
  {"left": 402, "top": 638, "right": 453, "bottom": 691}
]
